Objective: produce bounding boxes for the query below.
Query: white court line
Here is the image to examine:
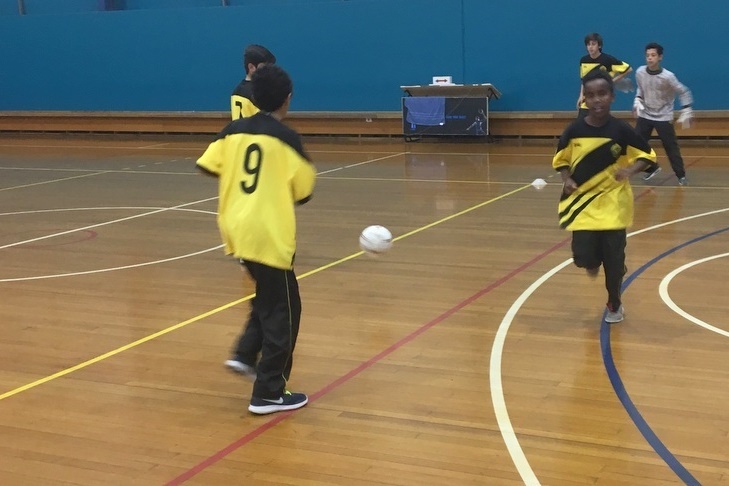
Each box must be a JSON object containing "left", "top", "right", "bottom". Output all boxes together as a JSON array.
[
  {"left": 0, "top": 170, "right": 112, "bottom": 192},
  {"left": 5, "top": 166, "right": 729, "bottom": 190},
  {"left": 0, "top": 167, "right": 200, "bottom": 176},
  {"left": 0, "top": 153, "right": 406, "bottom": 279},
  {"left": 2, "top": 141, "right": 726, "bottom": 159},
  {"left": 627, "top": 207, "right": 729, "bottom": 237},
  {"left": 491, "top": 206, "right": 729, "bottom": 484},
  {"left": 316, "top": 152, "right": 406, "bottom": 174},
  {"left": 659, "top": 252, "right": 729, "bottom": 338},
  {"left": 0, "top": 206, "right": 222, "bottom": 282},
  {"left": 0, "top": 200, "right": 216, "bottom": 251},
  {"left": 399, "top": 152, "right": 729, "bottom": 159},
  {"left": 0, "top": 245, "right": 222, "bottom": 283},
  {"left": 0, "top": 168, "right": 537, "bottom": 186},
  {"left": 490, "top": 259, "right": 572, "bottom": 486},
  {"left": 0, "top": 143, "right": 202, "bottom": 151},
  {"left": 138, "top": 142, "right": 171, "bottom": 149},
  {"left": 0, "top": 143, "right": 408, "bottom": 155},
  {"left": 0, "top": 152, "right": 407, "bottom": 179},
  {"left": 317, "top": 176, "right": 553, "bottom": 186},
  {"left": 1, "top": 152, "right": 405, "bottom": 253},
  {"left": 0, "top": 142, "right": 555, "bottom": 157}
]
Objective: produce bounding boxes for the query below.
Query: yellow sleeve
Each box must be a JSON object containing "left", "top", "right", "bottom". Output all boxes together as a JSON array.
[
  {"left": 291, "top": 155, "right": 316, "bottom": 204},
  {"left": 552, "top": 139, "right": 573, "bottom": 172},
  {"left": 611, "top": 61, "right": 631, "bottom": 76},
  {"left": 196, "top": 139, "right": 225, "bottom": 175},
  {"left": 624, "top": 126, "right": 657, "bottom": 166},
  {"left": 626, "top": 145, "right": 657, "bottom": 167}
]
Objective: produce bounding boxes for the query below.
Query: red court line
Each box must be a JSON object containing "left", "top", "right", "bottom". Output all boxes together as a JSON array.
[
  {"left": 651, "top": 156, "right": 703, "bottom": 184},
  {"left": 165, "top": 238, "right": 570, "bottom": 485},
  {"left": 167, "top": 158, "right": 703, "bottom": 483}
]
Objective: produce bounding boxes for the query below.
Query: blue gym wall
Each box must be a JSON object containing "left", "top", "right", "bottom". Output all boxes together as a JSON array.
[{"left": 1, "top": 0, "right": 726, "bottom": 112}]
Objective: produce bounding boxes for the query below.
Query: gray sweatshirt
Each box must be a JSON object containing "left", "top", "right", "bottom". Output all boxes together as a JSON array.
[{"left": 634, "top": 66, "right": 693, "bottom": 122}]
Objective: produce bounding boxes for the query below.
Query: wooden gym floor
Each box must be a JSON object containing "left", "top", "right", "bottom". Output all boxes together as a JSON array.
[{"left": 0, "top": 134, "right": 728, "bottom": 485}]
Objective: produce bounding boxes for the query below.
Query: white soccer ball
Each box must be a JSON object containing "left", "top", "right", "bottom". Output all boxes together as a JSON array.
[{"left": 359, "top": 225, "right": 393, "bottom": 254}]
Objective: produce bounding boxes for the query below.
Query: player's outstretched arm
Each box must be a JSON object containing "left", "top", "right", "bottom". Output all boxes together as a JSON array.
[{"left": 612, "top": 66, "right": 633, "bottom": 82}]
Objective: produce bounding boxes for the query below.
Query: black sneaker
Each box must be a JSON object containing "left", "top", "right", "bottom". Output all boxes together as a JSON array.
[
  {"left": 642, "top": 166, "right": 662, "bottom": 181},
  {"left": 249, "top": 390, "right": 308, "bottom": 415}
]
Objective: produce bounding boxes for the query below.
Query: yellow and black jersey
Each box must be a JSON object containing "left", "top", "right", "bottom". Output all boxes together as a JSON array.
[
  {"left": 230, "top": 79, "right": 259, "bottom": 120},
  {"left": 197, "top": 112, "right": 316, "bottom": 269},
  {"left": 579, "top": 53, "right": 631, "bottom": 109},
  {"left": 553, "top": 116, "right": 656, "bottom": 231}
]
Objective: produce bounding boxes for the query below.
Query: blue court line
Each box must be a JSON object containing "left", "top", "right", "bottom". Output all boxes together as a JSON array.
[{"left": 600, "top": 225, "right": 729, "bottom": 486}]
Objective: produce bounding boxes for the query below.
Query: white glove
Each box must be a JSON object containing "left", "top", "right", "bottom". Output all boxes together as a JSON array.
[
  {"left": 614, "top": 77, "right": 634, "bottom": 93},
  {"left": 633, "top": 98, "right": 645, "bottom": 117},
  {"left": 677, "top": 107, "right": 693, "bottom": 129}
]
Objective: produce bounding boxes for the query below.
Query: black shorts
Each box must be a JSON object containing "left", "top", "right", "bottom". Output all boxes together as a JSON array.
[{"left": 571, "top": 229, "right": 626, "bottom": 269}]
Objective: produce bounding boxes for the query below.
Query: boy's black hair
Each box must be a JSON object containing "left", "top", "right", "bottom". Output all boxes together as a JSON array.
[
  {"left": 244, "top": 44, "right": 276, "bottom": 73},
  {"left": 645, "top": 42, "right": 664, "bottom": 56},
  {"left": 251, "top": 64, "right": 292, "bottom": 113},
  {"left": 582, "top": 69, "right": 614, "bottom": 93},
  {"left": 584, "top": 32, "right": 603, "bottom": 50}
]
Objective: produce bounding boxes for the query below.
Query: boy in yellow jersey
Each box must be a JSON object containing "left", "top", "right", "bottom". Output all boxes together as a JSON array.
[
  {"left": 576, "top": 33, "right": 632, "bottom": 119},
  {"left": 198, "top": 64, "right": 316, "bottom": 414},
  {"left": 554, "top": 70, "right": 656, "bottom": 323},
  {"left": 230, "top": 44, "right": 276, "bottom": 120}
]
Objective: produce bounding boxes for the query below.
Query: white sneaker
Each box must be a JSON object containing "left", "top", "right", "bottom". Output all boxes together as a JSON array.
[
  {"left": 605, "top": 305, "right": 625, "bottom": 323},
  {"left": 225, "top": 359, "right": 257, "bottom": 382}
]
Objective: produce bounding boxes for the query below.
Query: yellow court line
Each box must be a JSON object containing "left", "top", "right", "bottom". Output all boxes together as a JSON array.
[
  {"left": 0, "top": 299, "right": 250, "bottom": 401},
  {"left": 0, "top": 183, "right": 532, "bottom": 401}
]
